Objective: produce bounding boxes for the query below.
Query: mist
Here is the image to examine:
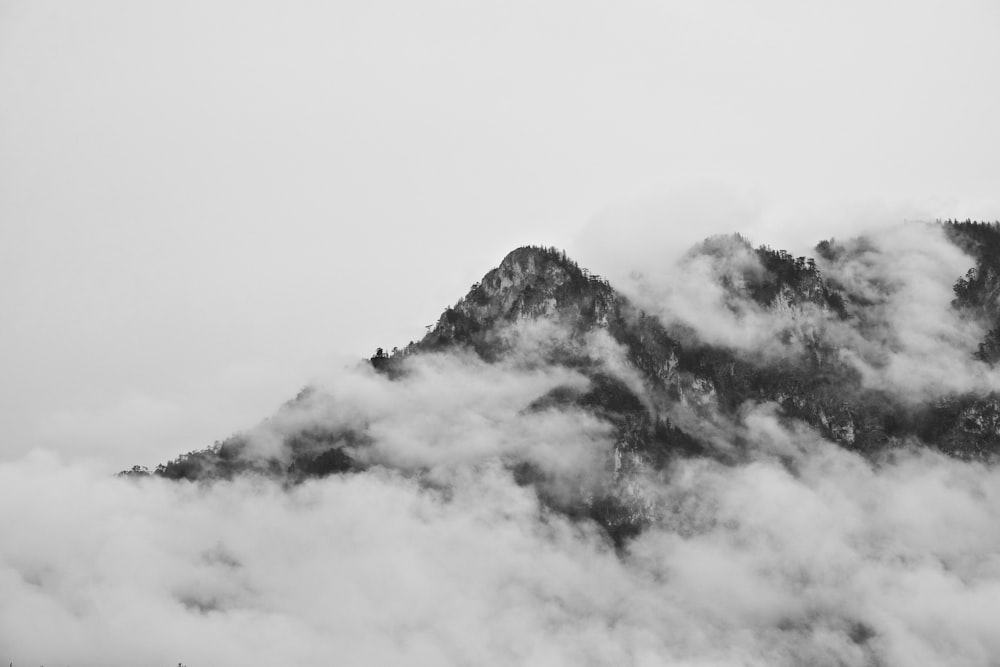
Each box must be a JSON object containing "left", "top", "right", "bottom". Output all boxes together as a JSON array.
[
  {"left": 603, "top": 220, "right": 1000, "bottom": 402},
  {"left": 3, "top": 405, "right": 999, "bottom": 666},
  {"left": 5, "top": 235, "right": 1000, "bottom": 666}
]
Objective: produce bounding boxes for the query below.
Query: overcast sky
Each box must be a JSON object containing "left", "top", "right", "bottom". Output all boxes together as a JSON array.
[{"left": 3, "top": 0, "right": 1000, "bottom": 469}]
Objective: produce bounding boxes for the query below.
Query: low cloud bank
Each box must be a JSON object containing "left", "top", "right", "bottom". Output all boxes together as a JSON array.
[{"left": 3, "top": 396, "right": 1000, "bottom": 666}]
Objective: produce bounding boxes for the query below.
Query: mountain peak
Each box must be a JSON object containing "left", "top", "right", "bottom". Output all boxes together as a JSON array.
[
  {"left": 415, "top": 245, "right": 620, "bottom": 356},
  {"left": 498, "top": 244, "right": 552, "bottom": 265},
  {"left": 498, "top": 244, "right": 571, "bottom": 270},
  {"left": 494, "top": 245, "right": 589, "bottom": 291}
]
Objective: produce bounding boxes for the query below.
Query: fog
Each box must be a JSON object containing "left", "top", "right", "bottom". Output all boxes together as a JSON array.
[{"left": 3, "top": 402, "right": 999, "bottom": 665}]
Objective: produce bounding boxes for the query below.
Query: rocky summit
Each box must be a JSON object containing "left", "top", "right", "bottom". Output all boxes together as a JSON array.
[{"left": 130, "top": 220, "right": 1000, "bottom": 543}]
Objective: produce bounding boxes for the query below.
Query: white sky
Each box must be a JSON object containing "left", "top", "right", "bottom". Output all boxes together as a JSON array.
[{"left": 3, "top": 0, "right": 1000, "bottom": 469}]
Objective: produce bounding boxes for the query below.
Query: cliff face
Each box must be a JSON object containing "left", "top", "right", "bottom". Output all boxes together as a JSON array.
[{"left": 140, "top": 225, "right": 1000, "bottom": 542}]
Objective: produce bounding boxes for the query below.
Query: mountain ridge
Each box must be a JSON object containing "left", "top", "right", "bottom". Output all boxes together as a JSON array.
[{"left": 125, "top": 222, "right": 1000, "bottom": 542}]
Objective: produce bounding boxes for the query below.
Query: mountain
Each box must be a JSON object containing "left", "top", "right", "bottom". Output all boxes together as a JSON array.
[{"left": 126, "top": 221, "right": 1000, "bottom": 543}]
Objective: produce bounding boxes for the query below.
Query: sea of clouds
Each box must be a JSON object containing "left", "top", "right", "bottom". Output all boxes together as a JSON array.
[{"left": 3, "top": 408, "right": 999, "bottom": 665}]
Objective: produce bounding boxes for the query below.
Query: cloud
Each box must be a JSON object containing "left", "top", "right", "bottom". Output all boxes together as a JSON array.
[
  {"left": 3, "top": 400, "right": 1000, "bottom": 666},
  {"left": 586, "top": 200, "right": 1000, "bottom": 404},
  {"left": 620, "top": 232, "right": 814, "bottom": 354},
  {"left": 816, "top": 223, "right": 1000, "bottom": 401}
]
